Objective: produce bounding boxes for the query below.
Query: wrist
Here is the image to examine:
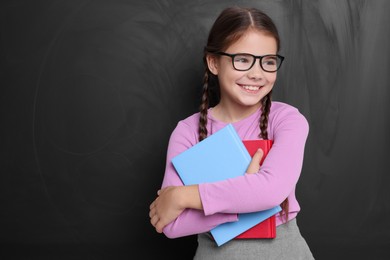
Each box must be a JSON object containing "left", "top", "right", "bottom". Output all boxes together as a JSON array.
[{"left": 178, "top": 185, "right": 203, "bottom": 210}]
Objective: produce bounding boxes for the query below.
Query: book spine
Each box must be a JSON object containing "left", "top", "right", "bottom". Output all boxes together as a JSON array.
[
  {"left": 267, "top": 140, "right": 272, "bottom": 153},
  {"left": 226, "top": 124, "right": 251, "bottom": 164}
]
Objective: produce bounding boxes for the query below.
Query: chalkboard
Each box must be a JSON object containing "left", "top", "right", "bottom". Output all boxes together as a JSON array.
[{"left": 1, "top": 0, "right": 390, "bottom": 259}]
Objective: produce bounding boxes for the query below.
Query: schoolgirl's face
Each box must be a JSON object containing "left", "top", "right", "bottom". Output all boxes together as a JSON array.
[{"left": 207, "top": 30, "right": 278, "bottom": 111}]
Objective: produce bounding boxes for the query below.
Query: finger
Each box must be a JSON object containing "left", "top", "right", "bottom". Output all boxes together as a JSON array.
[
  {"left": 150, "top": 214, "right": 159, "bottom": 227},
  {"left": 149, "top": 207, "right": 156, "bottom": 218},
  {"left": 149, "top": 199, "right": 155, "bottom": 209},
  {"left": 149, "top": 196, "right": 159, "bottom": 210},
  {"left": 157, "top": 189, "right": 161, "bottom": 195},
  {"left": 246, "top": 149, "right": 263, "bottom": 174},
  {"left": 252, "top": 148, "right": 264, "bottom": 163},
  {"left": 155, "top": 221, "right": 164, "bottom": 233}
]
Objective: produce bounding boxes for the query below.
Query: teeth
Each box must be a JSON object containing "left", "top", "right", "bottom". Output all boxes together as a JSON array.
[{"left": 242, "top": 85, "right": 260, "bottom": 91}]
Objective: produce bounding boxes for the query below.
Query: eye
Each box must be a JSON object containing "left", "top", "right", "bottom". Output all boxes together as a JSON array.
[
  {"left": 234, "top": 55, "right": 252, "bottom": 63},
  {"left": 262, "top": 56, "right": 277, "bottom": 66}
]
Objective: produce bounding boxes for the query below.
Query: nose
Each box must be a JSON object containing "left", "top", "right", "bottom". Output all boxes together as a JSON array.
[{"left": 247, "top": 59, "right": 265, "bottom": 80}]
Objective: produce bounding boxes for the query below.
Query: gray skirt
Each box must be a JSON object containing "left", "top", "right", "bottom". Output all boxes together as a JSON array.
[{"left": 193, "top": 218, "right": 314, "bottom": 260}]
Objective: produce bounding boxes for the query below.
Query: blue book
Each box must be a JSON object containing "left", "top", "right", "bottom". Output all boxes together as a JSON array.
[{"left": 171, "top": 124, "right": 281, "bottom": 246}]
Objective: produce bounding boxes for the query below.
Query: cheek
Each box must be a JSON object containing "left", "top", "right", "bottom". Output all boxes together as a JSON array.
[
  {"left": 219, "top": 68, "right": 244, "bottom": 84},
  {"left": 265, "top": 74, "right": 277, "bottom": 84}
]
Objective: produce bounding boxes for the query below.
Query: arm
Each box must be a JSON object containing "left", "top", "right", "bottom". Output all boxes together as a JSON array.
[
  {"left": 150, "top": 147, "right": 264, "bottom": 235},
  {"left": 199, "top": 109, "right": 309, "bottom": 216},
  {"left": 150, "top": 106, "right": 302, "bottom": 235},
  {"left": 149, "top": 121, "right": 238, "bottom": 238}
]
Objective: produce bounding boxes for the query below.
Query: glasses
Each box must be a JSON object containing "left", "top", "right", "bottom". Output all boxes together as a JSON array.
[{"left": 214, "top": 52, "right": 285, "bottom": 72}]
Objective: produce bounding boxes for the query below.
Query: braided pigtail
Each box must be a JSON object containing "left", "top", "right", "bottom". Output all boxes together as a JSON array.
[
  {"left": 259, "top": 92, "right": 289, "bottom": 223},
  {"left": 280, "top": 196, "right": 289, "bottom": 223},
  {"left": 198, "top": 70, "right": 210, "bottom": 142},
  {"left": 259, "top": 92, "right": 272, "bottom": 139}
]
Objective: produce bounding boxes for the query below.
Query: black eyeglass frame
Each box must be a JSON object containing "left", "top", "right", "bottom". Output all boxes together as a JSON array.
[{"left": 213, "top": 51, "right": 285, "bottom": 72}]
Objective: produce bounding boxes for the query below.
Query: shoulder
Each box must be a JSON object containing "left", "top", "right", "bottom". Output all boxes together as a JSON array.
[
  {"left": 270, "top": 101, "right": 307, "bottom": 121},
  {"left": 270, "top": 101, "right": 302, "bottom": 114},
  {"left": 168, "top": 112, "right": 200, "bottom": 147},
  {"left": 175, "top": 112, "right": 200, "bottom": 133},
  {"left": 269, "top": 101, "right": 309, "bottom": 134}
]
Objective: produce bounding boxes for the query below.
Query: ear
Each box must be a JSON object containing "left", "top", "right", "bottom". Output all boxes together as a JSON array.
[{"left": 206, "top": 55, "right": 219, "bottom": 75}]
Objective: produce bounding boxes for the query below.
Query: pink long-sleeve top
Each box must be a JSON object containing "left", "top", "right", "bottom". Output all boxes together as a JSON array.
[{"left": 161, "top": 101, "right": 309, "bottom": 238}]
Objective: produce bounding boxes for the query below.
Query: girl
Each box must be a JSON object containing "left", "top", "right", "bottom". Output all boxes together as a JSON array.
[{"left": 149, "top": 6, "right": 314, "bottom": 259}]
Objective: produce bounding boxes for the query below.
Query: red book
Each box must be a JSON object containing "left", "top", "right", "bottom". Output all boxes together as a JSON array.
[{"left": 234, "top": 139, "right": 276, "bottom": 239}]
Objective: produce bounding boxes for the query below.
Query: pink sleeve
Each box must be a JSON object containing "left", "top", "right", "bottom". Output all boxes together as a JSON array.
[
  {"left": 160, "top": 121, "right": 238, "bottom": 239},
  {"left": 199, "top": 109, "right": 309, "bottom": 216}
]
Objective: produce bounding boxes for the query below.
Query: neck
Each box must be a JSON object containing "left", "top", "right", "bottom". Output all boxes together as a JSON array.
[{"left": 212, "top": 101, "right": 261, "bottom": 123}]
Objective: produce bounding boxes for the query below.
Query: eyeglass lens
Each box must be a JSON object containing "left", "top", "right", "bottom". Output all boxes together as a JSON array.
[{"left": 233, "top": 54, "right": 281, "bottom": 72}]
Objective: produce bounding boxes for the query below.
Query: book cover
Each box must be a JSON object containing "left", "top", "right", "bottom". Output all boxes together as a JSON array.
[
  {"left": 172, "top": 124, "right": 250, "bottom": 185},
  {"left": 235, "top": 139, "right": 276, "bottom": 239},
  {"left": 235, "top": 213, "right": 276, "bottom": 238},
  {"left": 171, "top": 124, "right": 281, "bottom": 246}
]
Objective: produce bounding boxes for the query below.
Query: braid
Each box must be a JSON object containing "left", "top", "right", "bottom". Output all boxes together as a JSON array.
[
  {"left": 259, "top": 92, "right": 272, "bottom": 139},
  {"left": 259, "top": 92, "right": 289, "bottom": 222},
  {"left": 198, "top": 70, "right": 210, "bottom": 142},
  {"left": 280, "top": 198, "right": 289, "bottom": 223}
]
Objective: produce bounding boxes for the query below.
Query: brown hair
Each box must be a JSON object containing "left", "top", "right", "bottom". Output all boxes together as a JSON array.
[{"left": 198, "top": 6, "right": 288, "bottom": 222}]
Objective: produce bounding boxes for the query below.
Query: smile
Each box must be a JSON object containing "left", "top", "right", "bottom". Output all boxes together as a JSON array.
[{"left": 238, "top": 84, "right": 262, "bottom": 92}]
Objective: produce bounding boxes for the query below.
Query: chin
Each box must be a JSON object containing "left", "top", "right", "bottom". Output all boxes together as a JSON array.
[{"left": 238, "top": 99, "right": 263, "bottom": 108}]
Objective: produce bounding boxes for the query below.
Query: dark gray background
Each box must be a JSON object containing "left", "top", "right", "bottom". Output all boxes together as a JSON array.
[{"left": 1, "top": 0, "right": 389, "bottom": 259}]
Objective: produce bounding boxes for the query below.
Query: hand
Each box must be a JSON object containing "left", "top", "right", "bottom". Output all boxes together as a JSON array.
[
  {"left": 246, "top": 148, "right": 263, "bottom": 174},
  {"left": 149, "top": 186, "right": 185, "bottom": 233}
]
